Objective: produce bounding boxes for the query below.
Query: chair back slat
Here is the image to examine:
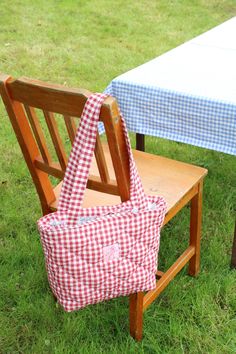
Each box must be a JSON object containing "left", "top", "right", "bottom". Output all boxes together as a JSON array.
[
  {"left": 43, "top": 110, "right": 68, "bottom": 170},
  {"left": 63, "top": 115, "right": 77, "bottom": 144},
  {"left": 0, "top": 74, "right": 131, "bottom": 213},
  {"left": 24, "top": 105, "right": 52, "bottom": 164},
  {"left": 95, "top": 133, "right": 110, "bottom": 183},
  {"left": 103, "top": 101, "right": 130, "bottom": 201}
]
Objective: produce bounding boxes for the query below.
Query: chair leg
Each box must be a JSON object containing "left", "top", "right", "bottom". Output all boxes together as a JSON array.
[
  {"left": 230, "top": 219, "right": 236, "bottom": 268},
  {"left": 188, "top": 181, "right": 203, "bottom": 276},
  {"left": 52, "top": 293, "right": 57, "bottom": 302},
  {"left": 129, "top": 292, "right": 144, "bottom": 341}
]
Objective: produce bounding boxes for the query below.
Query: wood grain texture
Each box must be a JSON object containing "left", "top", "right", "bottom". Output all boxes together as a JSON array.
[
  {"left": 35, "top": 157, "right": 119, "bottom": 195},
  {"left": 63, "top": 115, "right": 77, "bottom": 144},
  {"left": 94, "top": 133, "right": 110, "bottom": 183},
  {"left": 50, "top": 147, "right": 206, "bottom": 211},
  {"left": 129, "top": 292, "right": 144, "bottom": 342},
  {"left": 143, "top": 246, "right": 195, "bottom": 311},
  {"left": 43, "top": 110, "right": 68, "bottom": 170},
  {"left": 24, "top": 105, "right": 52, "bottom": 164},
  {"left": 103, "top": 101, "right": 130, "bottom": 201},
  {"left": 0, "top": 74, "right": 55, "bottom": 215},
  {"left": 7, "top": 76, "right": 115, "bottom": 120}
]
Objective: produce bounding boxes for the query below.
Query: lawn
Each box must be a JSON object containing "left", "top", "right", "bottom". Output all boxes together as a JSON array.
[{"left": 0, "top": 0, "right": 236, "bottom": 353}]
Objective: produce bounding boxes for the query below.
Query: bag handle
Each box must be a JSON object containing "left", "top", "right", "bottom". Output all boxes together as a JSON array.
[{"left": 58, "top": 93, "right": 147, "bottom": 218}]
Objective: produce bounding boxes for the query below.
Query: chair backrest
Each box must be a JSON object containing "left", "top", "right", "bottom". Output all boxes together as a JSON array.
[{"left": 0, "top": 74, "right": 130, "bottom": 215}]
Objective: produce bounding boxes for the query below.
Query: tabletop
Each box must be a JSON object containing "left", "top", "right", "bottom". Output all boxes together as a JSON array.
[{"left": 105, "top": 17, "right": 236, "bottom": 156}]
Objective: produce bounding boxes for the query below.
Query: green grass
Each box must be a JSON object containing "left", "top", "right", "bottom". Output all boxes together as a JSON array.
[{"left": 0, "top": 0, "right": 236, "bottom": 353}]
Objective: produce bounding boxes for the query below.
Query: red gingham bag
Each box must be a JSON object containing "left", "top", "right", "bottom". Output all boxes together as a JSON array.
[{"left": 38, "top": 93, "right": 167, "bottom": 311}]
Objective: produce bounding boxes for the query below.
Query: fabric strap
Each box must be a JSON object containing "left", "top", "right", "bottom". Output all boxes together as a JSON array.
[{"left": 58, "top": 93, "right": 147, "bottom": 218}]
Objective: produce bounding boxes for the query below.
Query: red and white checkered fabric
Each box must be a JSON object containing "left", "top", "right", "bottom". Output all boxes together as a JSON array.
[{"left": 38, "top": 93, "right": 167, "bottom": 312}]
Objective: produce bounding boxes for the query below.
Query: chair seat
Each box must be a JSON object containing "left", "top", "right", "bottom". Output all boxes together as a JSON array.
[{"left": 50, "top": 144, "right": 207, "bottom": 221}]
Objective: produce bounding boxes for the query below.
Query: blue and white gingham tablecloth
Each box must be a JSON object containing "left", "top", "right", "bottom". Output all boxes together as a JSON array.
[{"left": 104, "top": 17, "right": 236, "bottom": 156}]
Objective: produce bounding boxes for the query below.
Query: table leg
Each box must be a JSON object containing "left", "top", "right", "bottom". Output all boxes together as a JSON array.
[
  {"left": 136, "top": 133, "right": 145, "bottom": 151},
  {"left": 230, "top": 218, "right": 236, "bottom": 268}
]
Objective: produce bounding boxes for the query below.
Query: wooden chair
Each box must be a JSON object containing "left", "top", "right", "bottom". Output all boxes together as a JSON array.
[{"left": 0, "top": 74, "right": 207, "bottom": 341}]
